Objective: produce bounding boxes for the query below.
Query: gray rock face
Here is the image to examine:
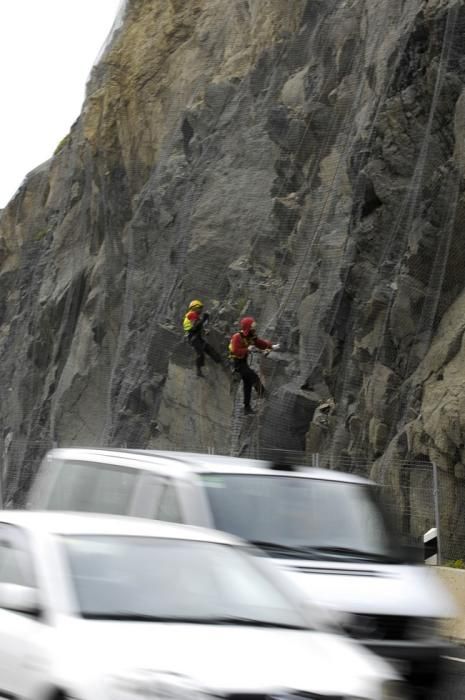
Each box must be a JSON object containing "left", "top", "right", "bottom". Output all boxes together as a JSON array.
[{"left": 0, "top": 0, "right": 464, "bottom": 554}]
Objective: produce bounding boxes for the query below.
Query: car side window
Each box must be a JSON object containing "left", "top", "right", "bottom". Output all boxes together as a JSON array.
[
  {"left": 156, "top": 482, "right": 183, "bottom": 523},
  {"left": 47, "top": 461, "right": 140, "bottom": 515},
  {"left": 0, "top": 526, "right": 35, "bottom": 588}
]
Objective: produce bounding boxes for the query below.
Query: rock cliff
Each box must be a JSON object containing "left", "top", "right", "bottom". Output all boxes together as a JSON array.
[{"left": 0, "top": 0, "right": 464, "bottom": 552}]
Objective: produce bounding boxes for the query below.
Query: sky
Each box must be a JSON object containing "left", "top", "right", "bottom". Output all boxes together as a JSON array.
[{"left": 0, "top": 0, "right": 122, "bottom": 208}]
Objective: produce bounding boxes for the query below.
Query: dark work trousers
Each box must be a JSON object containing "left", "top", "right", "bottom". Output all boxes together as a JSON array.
[
  {"left": 233, "top": 358, "right": 265, "bottom": 408},
  {"left": 189, "top": 333, "right": 221, "bottom": 370}
]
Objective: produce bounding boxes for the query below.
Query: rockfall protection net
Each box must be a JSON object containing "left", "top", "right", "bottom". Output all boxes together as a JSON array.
[{"left": 1, "top": 1, "right": 465, "bottom": 561}]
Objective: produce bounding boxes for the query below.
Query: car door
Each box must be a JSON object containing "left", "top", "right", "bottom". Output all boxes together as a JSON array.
[{"left": 0, "top": 524, "right": 50, "bottom": 699}]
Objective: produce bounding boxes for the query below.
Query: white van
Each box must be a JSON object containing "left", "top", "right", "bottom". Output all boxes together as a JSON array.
[{"left": 27, "top": 447, "right": 454, "bottom": 694}]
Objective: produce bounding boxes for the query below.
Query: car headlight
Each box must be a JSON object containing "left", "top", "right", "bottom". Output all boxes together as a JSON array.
[
  {"left": 110, "top": 670, "right": 211, "bottom": 700},
  {"left": 408, "top": 617, "right": 439, "bottom": 640}
]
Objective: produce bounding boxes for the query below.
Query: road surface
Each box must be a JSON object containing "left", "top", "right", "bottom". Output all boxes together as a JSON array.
[{"left": 434, "top": 649, "right": 465, "bottom": 698}]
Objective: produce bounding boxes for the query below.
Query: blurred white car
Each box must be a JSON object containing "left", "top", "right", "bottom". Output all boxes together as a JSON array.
[
  {"left": 0, "top": 512, "right": 401, "bottom": 700},
  {"left": 27, "top": 447, "right": 454, "bottom": 695}
]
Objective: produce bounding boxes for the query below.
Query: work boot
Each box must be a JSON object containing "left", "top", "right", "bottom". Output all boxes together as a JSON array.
[{"left": 244, "top": 405, "right": 255, "bottom": 416}]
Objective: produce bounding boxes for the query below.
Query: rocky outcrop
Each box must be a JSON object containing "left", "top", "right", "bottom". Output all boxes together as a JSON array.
[{"left": 0, "top": 0, "right": 465, "bottom": 553}]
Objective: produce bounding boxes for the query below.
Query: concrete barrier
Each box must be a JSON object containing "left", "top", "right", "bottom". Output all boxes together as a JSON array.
[{"left": 437, "top": 567, "right": 465, "bottom": 641}]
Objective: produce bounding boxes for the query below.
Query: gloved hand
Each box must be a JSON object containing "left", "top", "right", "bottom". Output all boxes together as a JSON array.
[
  {"left": 202, "top": 311, "right": 210, "bottom": 321},
  {"left": 271, "top": 343, "right": 280, "bottom": 350}
]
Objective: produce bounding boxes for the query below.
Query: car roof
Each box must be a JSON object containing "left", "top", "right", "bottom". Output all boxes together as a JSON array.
[
  {"left": 43, "top": 448, "right": 374, "bottom": 485},
  {"left": 0, "top": 510, "right": 242, "bottom": 544}
]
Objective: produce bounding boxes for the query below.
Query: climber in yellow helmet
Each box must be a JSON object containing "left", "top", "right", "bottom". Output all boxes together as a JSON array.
[{"left": 182, "top": 299, "right": 222, "bottom": 377}]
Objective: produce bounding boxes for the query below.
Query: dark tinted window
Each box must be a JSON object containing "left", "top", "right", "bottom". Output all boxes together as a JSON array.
[{"left": 48, "top": 461, "right": 139, "bottom": 515}]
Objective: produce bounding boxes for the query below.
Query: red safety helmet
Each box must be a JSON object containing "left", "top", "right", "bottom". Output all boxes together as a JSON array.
[{"left": 240, "top": 316, "right": 257, "bottom": 337}]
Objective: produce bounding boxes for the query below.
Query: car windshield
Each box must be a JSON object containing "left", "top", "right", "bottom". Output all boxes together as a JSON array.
[
  {"left": 61, "top": 535, "right": 307, "bottom": 628},
  {"left": 200, "top": 474, "right": 398, "bottom": 561}
]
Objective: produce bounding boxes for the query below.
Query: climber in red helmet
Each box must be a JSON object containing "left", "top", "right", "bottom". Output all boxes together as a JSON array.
[{"left": 229, "top": 317, "right": 279, "bottom": 415}]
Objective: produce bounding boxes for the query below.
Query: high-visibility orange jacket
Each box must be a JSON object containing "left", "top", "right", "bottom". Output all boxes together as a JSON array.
[{"left": 229, "top": 332, "right": 272, "bottom": 359}]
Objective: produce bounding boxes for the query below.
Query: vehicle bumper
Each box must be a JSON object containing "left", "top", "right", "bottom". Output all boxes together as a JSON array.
[{"left": 363, "top": 638, "right": 455, "bottom": 685}]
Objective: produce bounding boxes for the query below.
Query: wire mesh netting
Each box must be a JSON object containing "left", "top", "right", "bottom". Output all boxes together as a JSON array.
[{"left": 0, "top": 0, "right": 464, "bottom": 564}]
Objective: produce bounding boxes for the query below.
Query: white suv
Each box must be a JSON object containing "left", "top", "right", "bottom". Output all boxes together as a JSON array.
[
  {"left": 0, "top": 511, "right": 400, "bottom": 700},
  {"left": 27, "top": 448, "right": 455, "bottom": 695}
]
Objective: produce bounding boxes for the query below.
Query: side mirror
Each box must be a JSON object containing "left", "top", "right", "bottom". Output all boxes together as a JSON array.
[{"left": 0, "top": 583, "right": 41, "bottom": 616}]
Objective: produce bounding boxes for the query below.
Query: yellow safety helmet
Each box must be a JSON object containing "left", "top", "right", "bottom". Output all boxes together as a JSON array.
[{"left": 188, "top": 299, "right": 204, "bottom": 310}]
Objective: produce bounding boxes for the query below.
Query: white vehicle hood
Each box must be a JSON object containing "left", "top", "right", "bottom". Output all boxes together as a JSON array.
[
  {"left": 56, "top": 619, "right": 396, "bottom": 697},
  {"left": 279, "top": 559, "right": 456, "bottom": 617}
]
